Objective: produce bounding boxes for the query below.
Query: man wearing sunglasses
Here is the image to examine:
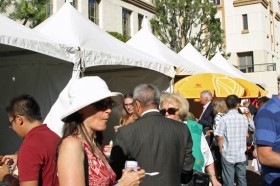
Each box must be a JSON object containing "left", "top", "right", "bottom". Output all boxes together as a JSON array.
[
  {"left": 1, "top": 95, "right": 60, "bottom": 186},
  {"left": 110, "top": 84, "right": 194, "bottom": 186}
]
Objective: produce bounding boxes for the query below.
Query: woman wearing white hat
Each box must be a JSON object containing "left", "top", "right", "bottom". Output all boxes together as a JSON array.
[{"left": 57, "top": 76, "right": 145, "bottom": 186}]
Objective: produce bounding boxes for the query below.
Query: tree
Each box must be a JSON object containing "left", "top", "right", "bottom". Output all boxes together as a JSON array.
[
  {"left": 150, "top": 0, "right": 228, "bottom": 59},
  {"left": 108, "top": 32, "right": 130, "bottom": 43},
  {"left": 0, "top": 0, "right": 49, "bottom": 28}
]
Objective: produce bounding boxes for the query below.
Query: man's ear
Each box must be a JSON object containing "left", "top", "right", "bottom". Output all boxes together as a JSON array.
[
  {"left": 134, "top": 100, "right": 141, "bottom": 115},
  {"left": 17, "top": 115, "right": 24, "bottom": 126}
]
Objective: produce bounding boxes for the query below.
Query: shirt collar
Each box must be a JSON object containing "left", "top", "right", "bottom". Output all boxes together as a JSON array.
[
  {"left": 203, "top": 101, "right": 211, "bottom": 109},
  {"left": 141, "top": 109, "right": 159, "bottom": 117}
]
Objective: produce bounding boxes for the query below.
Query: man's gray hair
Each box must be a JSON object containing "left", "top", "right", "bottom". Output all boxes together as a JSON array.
[
  {"left": 133, "top": 84, "right": 160, "bottom": 107},
  {"left": 200, "top": 90, "right": 213, "bottom": 101}
]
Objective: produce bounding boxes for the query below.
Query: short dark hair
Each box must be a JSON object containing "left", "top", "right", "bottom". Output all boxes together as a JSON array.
[
  {"left": 6, "top": 94, "right": 42, "bottom": 122},
  {"left": 225, "top": 95, "right": 240, "bottom": 109}
]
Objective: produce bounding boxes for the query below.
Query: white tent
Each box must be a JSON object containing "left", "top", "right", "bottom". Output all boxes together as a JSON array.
[
  {"left": 35, "top": 3, "right": 176, "bottom": 139},
  {"left": 34, "top": 3, "right": 175, "bottom": 82},
  {"left": 210, "top": 51, "right": 258, "bottom": 84},
  {"left": 127, "top": 18, "right": 205, "bottom": 75},
  {"left": 0, "top": 14, "right": 77, "bottom": 154},
  {"left": 179, "top": 43, "right": 233, "bottom": 76}
]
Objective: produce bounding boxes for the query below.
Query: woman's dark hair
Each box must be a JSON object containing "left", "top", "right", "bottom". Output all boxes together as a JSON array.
[
  {"left": 56, "top": 112, "right": 103, "bottom": 160},
  {"left": 3, "top": 174, "right": 19, "bottom": 186},
  {"left": 257, "top": 96, "right": 270, "bottom": 109}
]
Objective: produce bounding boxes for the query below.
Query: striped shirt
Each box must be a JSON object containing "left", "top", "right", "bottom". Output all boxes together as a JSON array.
[{"left": 214, "top": 109, "right": 248, "bottom": 163}]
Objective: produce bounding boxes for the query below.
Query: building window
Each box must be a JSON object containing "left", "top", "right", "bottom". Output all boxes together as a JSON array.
[
  {"left": 242, "top": 14, "right": 248, "bottom": 30},
  {"left": 66, "top": 0, "right": 77, "bottom": 8},
  {"left": 89, "top": 0, "right": 99, "bottom": 25},
  {"left": 123, "top": 8, "right": 132, "bottom": 37},
  {"left": 209, "top": 0, "right": 221, "bottom": 5},
  {"left": 238, "top": 52, "right": 254, "bottom": 73},
  {"left": 138, "top": 14, "right": 144, "bottom": 30},
  {"left": 46, "top": 3, "right": 53, "bottom": 17}
]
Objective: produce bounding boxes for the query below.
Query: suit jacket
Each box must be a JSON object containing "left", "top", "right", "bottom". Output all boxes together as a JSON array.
[
  {"left": 198, "top": 102, "right": 215, "bottom": 129},
  {"left": 110, "top": 111, "right": 194, "bottom": 186}
]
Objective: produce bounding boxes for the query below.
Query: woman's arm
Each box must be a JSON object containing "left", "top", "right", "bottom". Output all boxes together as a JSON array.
[
  {"left": 205, "top": 164, "right": 221, "bottom": 186},
  {"left": 57, "top": 137, "right": 85, "bottom": 186}
]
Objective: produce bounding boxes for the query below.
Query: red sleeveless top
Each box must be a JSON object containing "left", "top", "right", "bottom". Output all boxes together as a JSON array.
[{"left": 81, "top": 139, "right": 116, "bottom": 186}]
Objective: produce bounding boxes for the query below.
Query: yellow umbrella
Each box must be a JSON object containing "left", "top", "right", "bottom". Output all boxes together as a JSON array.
[
  {"left": 233, "top": 78, "right": 268, "bottom": 98},
  {"left": 174, "top": 73, "right": 245, "bottom": 98}
]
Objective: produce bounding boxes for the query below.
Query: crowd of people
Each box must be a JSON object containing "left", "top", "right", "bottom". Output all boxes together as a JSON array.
[{"left": 0, "top": 75, "right": 279, "bottom": 186}]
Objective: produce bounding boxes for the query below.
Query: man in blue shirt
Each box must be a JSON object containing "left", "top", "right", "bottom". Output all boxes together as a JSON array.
[{"left": 255, "top": 91, "right": 280, "bottom": 186}]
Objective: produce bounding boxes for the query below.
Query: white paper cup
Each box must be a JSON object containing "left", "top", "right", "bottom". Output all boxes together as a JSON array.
[{"left": 125, "top": 160, "right": 138, "bottom": 172}]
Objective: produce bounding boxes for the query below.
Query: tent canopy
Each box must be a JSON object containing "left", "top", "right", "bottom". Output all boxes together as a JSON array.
[
  {"left": 0, "top": 14, "right": 75, "bottom": 154},
  {"left": 127, "top": 18, "right": 205, "bottom": 76},
  {"left": 34, "top": 3, "right": 175, "bottom": 78},
  {"left": 179, "top": 43, "right": 233, "bottom": 77},
  {"left": 210, "top": 51, "right": 259, "bottom": 84},
  {"left": 34, "top": 3, "right": 175, "bottom": 140},
  {"left": 0, "top": 14, "right": 78, "bottom": 64}
]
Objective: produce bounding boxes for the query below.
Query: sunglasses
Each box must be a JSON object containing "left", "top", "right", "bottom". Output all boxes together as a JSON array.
[
  {"left": 93, "top": 99, "right": 114, "bottom": 110},
  {"left": 8, "top": 116, "right": 16, "bottom": 129},
  {"left": 159, "top": 108, "right": 179, "bottom": 115}
]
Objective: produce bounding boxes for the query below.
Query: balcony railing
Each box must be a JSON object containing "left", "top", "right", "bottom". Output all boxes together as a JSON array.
[{"left": 236, "top": 63, "right": 276, "bottom": 73}]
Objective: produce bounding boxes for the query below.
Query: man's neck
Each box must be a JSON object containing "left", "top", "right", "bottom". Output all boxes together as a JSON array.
[{"left": 25, "top": 121, "right": 42, "bottom": 136}]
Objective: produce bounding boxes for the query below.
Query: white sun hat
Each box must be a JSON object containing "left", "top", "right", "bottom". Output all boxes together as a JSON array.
[{"left": 61, "top": 76, "right": 123, "bottom": 121}]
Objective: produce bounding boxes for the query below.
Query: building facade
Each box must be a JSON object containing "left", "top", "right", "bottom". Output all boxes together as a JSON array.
[
  {"left": 215, "top": 0, "right": 280, "bottom": 96},
  {"left": 51, "top": 0, "right": 280, "bottom": 96},
  {"left": 52, "top": 0, "right": 155, "bottom": 37}
]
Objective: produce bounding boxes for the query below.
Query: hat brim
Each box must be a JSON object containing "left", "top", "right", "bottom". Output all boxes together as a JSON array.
[{"left": 61, "top": 92, "right": 123, "bottom": 122}]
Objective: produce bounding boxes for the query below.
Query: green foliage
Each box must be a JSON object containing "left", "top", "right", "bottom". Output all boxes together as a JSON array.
[
  {"left": 108, "top": 32, "right": 130, "bottom": 42},
  {"left": 151, "top": 0, "right": 229, "bottom": 59},
  {"left": 0, "top": 0, "right": 49, "bottom": 28},
  {"left": 0, "top": 0, "right": 11, "bottom": 12}
]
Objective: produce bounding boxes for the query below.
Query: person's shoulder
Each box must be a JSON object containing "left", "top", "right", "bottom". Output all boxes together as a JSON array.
[{"left": 60, "top": 136, "right": 83, "bottom": 152}]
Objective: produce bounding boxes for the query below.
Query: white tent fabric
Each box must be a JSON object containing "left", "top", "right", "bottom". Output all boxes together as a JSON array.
[
  {"left": 127, "top": 18, "right": 205, "bottom": 75},
  {"left": 0, "top": 14, "right": 78, "bottom": 63},
  {"left": 35, "top": 3, "right": 175, "bottom": 138},
  {"left": 0, "top": 14, "right": 76, "bottom": 154},
  {"left": 179, "top": 43, "right": 233, "bottom": 76},
  {"left": 34, "top": 3, "right": 175, "bottom": 78},
  {"left": 210, "top": 51, "right": 258, "bottom": 84}
]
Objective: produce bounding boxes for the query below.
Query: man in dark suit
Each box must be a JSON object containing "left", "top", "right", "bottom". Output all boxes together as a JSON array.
[
  {"left": 196, "top": 90, "right": 215, "bottom": 145},
  {"left": 110, "top": 84, "right": 194, "bottom": 186}
]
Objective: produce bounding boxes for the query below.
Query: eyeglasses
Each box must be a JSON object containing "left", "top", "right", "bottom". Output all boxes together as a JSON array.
[
  {"left": 124, "top": 103, "right": 133, "bottom": 108},
  {"left": 93, "top": 99, "right": 114, "bottom": 110},
  {"left": 159, "top": 108, "right": 179, "bottom": 116},
  {"left": 8, "top": 116, "right": 16, "bottom": 129}
]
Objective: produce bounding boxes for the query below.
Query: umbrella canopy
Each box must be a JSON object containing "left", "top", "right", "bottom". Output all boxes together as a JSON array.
[
  {"left": 233, "top": 78, "right": 268, "bottom": 98},
  {"left": 174, "top": 73, "right": 245, "bottom": 98}
]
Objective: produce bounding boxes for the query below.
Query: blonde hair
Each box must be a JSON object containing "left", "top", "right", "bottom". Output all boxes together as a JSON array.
[
  {"left": 212, "top": 98, "right": 228, "bottom": 115},
  {"left": 160, "top": 92, "right": 189, "bottom": 121}
]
